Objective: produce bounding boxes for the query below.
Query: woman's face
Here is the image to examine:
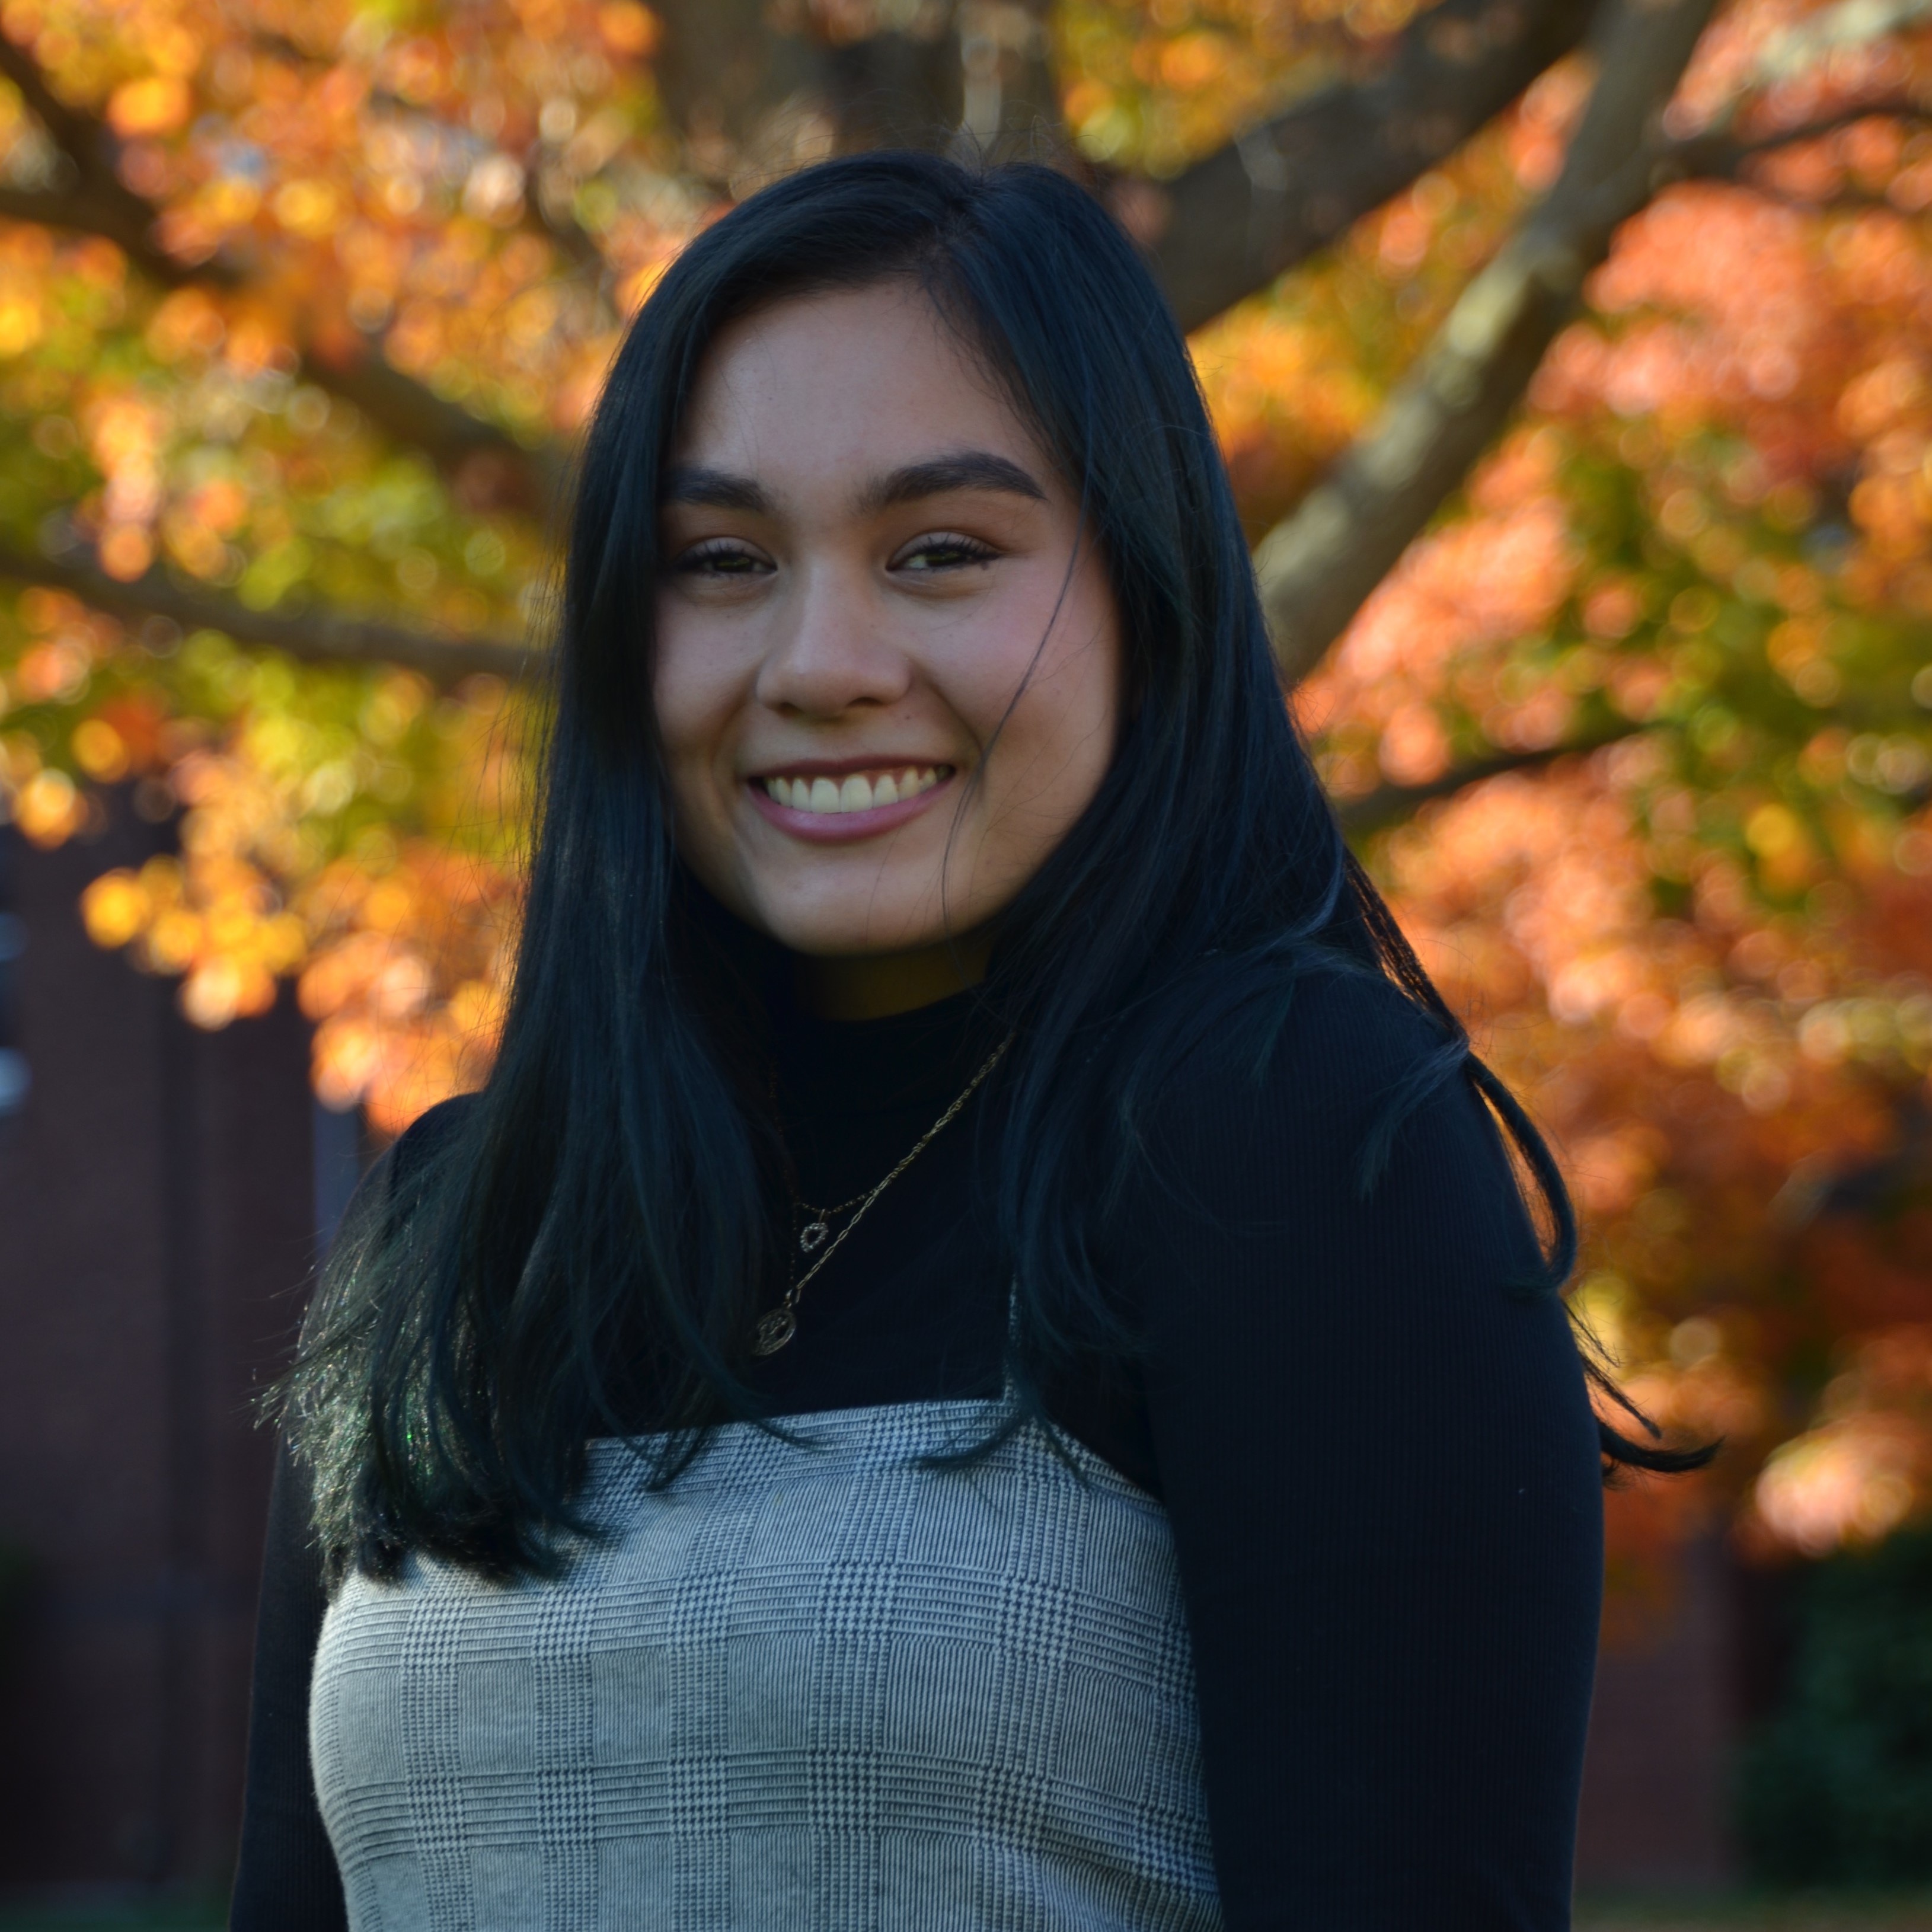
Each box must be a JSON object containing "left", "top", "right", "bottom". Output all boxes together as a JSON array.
[{"left": 653, "top": 280, "right": 1122, "bottom": 1013}]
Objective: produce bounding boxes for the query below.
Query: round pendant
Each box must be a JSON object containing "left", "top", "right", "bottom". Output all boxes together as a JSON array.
[
  {"left": 799, "top": 1220, "right": 829, "bottom": 1253},
  {"left": 752, "top": 1306, "right": 797, "bottom": 1355}
]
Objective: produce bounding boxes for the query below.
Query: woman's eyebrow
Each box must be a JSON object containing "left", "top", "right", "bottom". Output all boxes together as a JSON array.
[
  {"left": 660, "top": 452, "right": 1046, "bottom": 516},
  {"left": 857, "top": 452, "right": 1047, "bottom": 513},
  {"left": 662, "top": 465, "right": 770, "bottom": 512}
]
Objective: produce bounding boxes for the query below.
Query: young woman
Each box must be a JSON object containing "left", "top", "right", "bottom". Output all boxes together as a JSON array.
[{"left": 230, "top": 151, "right": 1693, "bottom": 1931}]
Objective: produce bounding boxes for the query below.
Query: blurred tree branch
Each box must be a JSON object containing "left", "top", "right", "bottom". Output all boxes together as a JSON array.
[
  {"left": 652, "top": 0, "right": 956, "bottom": 169},
  {"left": 0, "top": 31, "right": 216, "bottom": 287},
  {"left": 1748, "top": 0, "right": 1932, "bottom": 82},
  {"left": 0, "top": 542, "right": 534, "bottom": 681},
  {"left": 1334, "top": 721, "right": 1645, "bottom": 834},
  {"left": 0, "top": 30, "right": 568, "bottom": 512},
  {"left": 1255, "top": 0, "right": 1719, "bottom": 689},
  {"left": 1145, "top": 0, "right": 1603, "bottom": 332},
  {"left": 1675, "top": 99, "right": 1932, "bottom": 184},
  {"left": 650, "top": 0, "right": 1060, "bottom": 179}
]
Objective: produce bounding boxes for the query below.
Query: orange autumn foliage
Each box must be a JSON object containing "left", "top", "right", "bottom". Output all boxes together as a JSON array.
[{"left": 1, "top": 0, "right": 1931, "bottom": 1577}]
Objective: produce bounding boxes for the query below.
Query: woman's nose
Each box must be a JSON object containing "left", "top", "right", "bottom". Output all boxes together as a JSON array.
[{"left": 752, "top": 563, "right": 914, "bottom": 718}]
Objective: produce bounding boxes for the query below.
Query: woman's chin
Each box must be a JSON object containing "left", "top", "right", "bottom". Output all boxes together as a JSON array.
[
  {"left": 727, "top": 848, "right": 973, "bottom": 965},
  {"left": 758, "top": 908, "right": 957, "bottom": 963}
]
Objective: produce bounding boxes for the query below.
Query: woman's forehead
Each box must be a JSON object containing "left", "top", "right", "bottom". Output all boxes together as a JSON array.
[{"left": 666, "top": 283, "right": 1051, "bottom": 499}]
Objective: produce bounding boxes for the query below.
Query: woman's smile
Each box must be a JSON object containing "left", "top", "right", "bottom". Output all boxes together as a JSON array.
[{"left": 747, "top": 759, "right": 956, "bottom": 841}]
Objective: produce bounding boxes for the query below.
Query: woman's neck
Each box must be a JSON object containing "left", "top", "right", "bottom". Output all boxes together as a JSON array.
[{"left": 793, "top": 930, "right": 994, "bottom": 1021}]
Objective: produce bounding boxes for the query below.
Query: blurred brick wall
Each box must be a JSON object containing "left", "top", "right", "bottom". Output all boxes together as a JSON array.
[
  {"left": 1575, "top": 1530, "right": 1741, "bottom": 1892},
  {"left": 0, "top": 811, "right": 315, "bottom": 1895}
]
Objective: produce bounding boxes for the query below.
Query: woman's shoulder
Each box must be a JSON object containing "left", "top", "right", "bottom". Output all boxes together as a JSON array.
[
  {"left": 337, "top": 1091, "right": 482, "bottom": 1240},
  {"left": 1113, "top": 958, "right": 1551, "bottom": 1330},
  {"left": 386, "top": 1091, "right": 481, "bottom": 1187},
  {"left": 1139, "top": 957, "right": 1462, "bottom": 1154}
]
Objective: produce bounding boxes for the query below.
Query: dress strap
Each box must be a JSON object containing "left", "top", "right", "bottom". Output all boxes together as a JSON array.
[{"left": 1001, "top": 1276, "right": 1023, "bottom": 1403}]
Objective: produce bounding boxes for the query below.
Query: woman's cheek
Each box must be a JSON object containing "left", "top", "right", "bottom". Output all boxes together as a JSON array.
[
  {"left": 651, "top": 634, "right": 733, "bottom": 855},
  {"left": 655, "top": 612, "right": 727, "bottom": 739},
  {"left": 990, "top": 621, "right": 1119, "bottom": 835}
]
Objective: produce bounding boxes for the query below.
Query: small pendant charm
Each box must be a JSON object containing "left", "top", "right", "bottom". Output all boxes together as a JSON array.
[
  {"left": 799, "top": 1220, "right": 829, "bottom": 1253},
  {"left": 752, "top": 1306, "right": 797, "bottom": 1355}
]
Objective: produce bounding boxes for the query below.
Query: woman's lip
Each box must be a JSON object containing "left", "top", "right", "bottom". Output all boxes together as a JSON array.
[
  {"left": 746, "top": 769, "right": 954, "bottom": 843},
  {"left": 746, "top": 755, "right": 951, "bottom": 781}
]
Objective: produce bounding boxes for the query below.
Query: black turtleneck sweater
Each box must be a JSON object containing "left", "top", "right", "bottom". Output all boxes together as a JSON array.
[{"left": 229, "top": 970, "right": 1604, "bottom": 1931}]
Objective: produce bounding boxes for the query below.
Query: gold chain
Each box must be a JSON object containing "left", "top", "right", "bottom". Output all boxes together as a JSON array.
[{"left": 752, "top": 1034, "right": 1012, "bottom": 1357}]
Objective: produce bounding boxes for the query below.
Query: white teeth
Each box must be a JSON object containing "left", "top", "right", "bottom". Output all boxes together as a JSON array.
[{"left": 764, "top": 766, "right": 947, "bottom": 815}]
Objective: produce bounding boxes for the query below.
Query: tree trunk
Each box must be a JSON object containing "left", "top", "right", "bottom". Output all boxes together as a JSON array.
[
  {"left": 1256, "top": 0, "right": 1721, "bottom": 686},
  {"left": 1147, "top": 0, "right": 1599, "bottom": 331}
]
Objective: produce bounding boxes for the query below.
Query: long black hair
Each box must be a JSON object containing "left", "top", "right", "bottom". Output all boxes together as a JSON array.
[{"left": 286, "top": 150, "right": 1703, "bottom": 1583}]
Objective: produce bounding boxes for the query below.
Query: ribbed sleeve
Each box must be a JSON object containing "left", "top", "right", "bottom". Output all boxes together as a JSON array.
[{"left": 1120, "top": 970, "right": 1603, "bottom": 1929}]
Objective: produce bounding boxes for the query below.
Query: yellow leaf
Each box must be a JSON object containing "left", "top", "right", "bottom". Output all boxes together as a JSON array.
[
  {"left": 0, "top": 294, "right": 42, "bottom": 356},
  {"left": 273, "top": 180, "right": 343, "bottom": 238},
  {"left": 597, "top": 1, "right": 658, "bottom": 55},
  {"left": 14, "top": 769, "right": 82, "bottom": 847},
  {"left": 80, "top": 870, "right": 148, "bottom": 949},
  {"left": 72, "top": 718, "right": 129, "bottom": 781},
  {"left": 108, "top": 76, "right": 191, "bottom": 138}
]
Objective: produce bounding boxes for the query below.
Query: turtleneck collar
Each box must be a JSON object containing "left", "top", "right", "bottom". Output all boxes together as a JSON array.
[{"left": 769, "top": 984, "right": 996, "bottom": 1125}]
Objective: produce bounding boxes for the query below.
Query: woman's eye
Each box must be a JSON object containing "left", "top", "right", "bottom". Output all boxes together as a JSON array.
[
  {"left": 673, "top": 540, "right": 771, "bottom": 577},
  {"left": 893, "top": 532, "right": 998, "bottom": 574}
]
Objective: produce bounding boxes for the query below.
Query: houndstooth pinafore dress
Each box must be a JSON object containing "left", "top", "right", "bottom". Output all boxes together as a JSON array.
[{"left": 308, "top": 1397, "right": 1223, "bottom": 1930}]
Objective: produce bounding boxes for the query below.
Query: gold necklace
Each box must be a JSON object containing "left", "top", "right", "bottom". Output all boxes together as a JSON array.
[{"left": 752, "top": 1034, "right": 1013, "bottom": 1357}]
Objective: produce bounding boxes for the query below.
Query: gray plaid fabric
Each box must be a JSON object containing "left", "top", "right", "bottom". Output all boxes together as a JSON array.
[{"left": 311, "top": 1399, "right": 1222, "bottom": 1930}]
